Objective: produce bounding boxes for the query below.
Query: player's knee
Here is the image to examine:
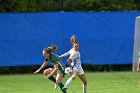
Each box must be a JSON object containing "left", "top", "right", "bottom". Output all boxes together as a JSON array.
[
  {"left": 56, "top": 79, "right": 61, "bottom": 84},
  {"left": 43, "top": 70, "right": 48, "bottom": 75},
  {"left": 72, "top": 75, "right": 76, "bottom": 80},
  {"left": 83, "top": 80, "right": 87, "bottom": 86},
  {"left": 43, "top": 70, "right": 46, "bottom": 75}
]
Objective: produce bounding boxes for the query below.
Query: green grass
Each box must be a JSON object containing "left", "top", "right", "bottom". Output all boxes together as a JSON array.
[{"left": 0, "top": 72, "right": 140, "bottom": 93}]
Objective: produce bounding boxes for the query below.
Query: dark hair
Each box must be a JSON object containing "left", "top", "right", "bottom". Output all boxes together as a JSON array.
[
  {"left": 43, "top": 48, "right": 51, "bottom": 54},
  {"left": 43, "top": 45, "right": 58, "bottom": 54},
  {"left": 48, "top": 45, "right": 58, "bottom": 52}
]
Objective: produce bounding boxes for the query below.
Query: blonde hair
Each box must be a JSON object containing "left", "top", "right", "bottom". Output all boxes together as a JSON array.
[{"left": 70, "top": 35, "right": 78, "bottom": 47}]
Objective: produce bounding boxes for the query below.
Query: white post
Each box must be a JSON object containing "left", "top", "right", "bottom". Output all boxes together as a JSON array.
[{"left": 133, "top": 16, "right": 140, "bottom": 72}]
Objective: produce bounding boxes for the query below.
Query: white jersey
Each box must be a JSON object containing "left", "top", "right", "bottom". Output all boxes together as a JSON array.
[{"left": 68, "top": 48, "right": 82, "bottom": 69}]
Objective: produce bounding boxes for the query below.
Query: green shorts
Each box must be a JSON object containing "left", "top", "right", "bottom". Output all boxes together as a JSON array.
[
  {"left": 57, "top": 69, "right": 65, "bottom": 77},
  {"left": 52, "top": 67, "right": 65, "bottom": 77}
]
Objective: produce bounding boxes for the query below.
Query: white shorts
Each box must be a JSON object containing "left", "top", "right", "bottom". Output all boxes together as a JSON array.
[{"left": 72, "top": 66, "right": 85, "bottom": 75}]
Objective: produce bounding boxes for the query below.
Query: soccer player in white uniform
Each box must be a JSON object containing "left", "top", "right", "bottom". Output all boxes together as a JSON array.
[{"left": 59, "top": 35, "right": 87, "bottom": 93}]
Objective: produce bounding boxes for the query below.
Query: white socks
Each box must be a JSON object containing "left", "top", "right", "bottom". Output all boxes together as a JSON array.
[
  {"left": 65, "top": 77, "right": 87, "bottom": 93},
  {"left": 83, "top": 84, "right": 87, "bottom": 93},
  {"left": 65, "top": 77, "right": 73, "bottom": 87}
]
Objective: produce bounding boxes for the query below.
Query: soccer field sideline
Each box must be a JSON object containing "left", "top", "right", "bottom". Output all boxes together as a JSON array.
[{"left": 0, "top": 72, "right": 140, "bottom": 93}]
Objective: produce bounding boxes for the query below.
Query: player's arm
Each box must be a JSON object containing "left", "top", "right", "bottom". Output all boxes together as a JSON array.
[
  {"left": 59, "top": 52, "right": 70, "bottom": 58},
  {"left": 34, "top": 61, "right": 48, "bottom": 74},
  {"left": 50, "top": 64, "right": 59, "bottom": 76},
  {"left": 67, "top": 53, "right": 76, "bottom": 68},
  {"left": 67, "top": 58, "right": 72, "bottom": 68},
  {"left": 46, "top": 64, "right": 59, "bottom": 78}
]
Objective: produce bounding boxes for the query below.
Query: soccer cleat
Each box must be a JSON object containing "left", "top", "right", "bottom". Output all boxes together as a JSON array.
[
  {"left": 62, "top": 85, "right": 68, "bottom": 90},
  {"left": 54, "top": 84, "right": 58, "bottom": 90},
  {"left": 62, "top": 87, "right": 67, "bottom": 93}
]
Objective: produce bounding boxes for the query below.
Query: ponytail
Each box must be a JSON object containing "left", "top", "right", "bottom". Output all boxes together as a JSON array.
[
  {"left": 48, "top": 45, "right": 58, "bottom": 52},
  {"left": 70, "top": 35, "right": 78, "bottom": 47},
  {"left": 43, "top": 45, "right": 58, "bottom": 54}
]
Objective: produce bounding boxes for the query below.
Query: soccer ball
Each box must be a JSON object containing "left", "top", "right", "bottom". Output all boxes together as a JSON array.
[{"left": 65, "top": 67, "right": 72, "bottom": 75}]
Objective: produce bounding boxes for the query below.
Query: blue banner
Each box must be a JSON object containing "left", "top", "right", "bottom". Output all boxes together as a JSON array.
[{"left": 0, "top": 12, "right": 139, "bottom": 66}]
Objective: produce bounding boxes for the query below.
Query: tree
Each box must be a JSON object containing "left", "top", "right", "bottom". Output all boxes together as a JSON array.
[{"left": 0, "top": 0, "right": 139, "bottom": 12}]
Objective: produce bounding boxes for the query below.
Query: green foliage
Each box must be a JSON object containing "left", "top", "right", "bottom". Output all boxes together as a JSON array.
[
  {"left": 0, "top": 66, "right": 39, "bottom": 74},
  {"left": 0, "top": 65, "right": 132, "bottom": 74},
  {"left": 134, "top": 0, "right": 140, "bottom": 10},
  {"left": 0, "top": 0, "right": 139, "bottom": 12}
]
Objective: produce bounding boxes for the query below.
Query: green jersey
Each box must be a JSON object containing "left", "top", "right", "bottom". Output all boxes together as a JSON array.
[
  {"left": 45, "top": 53, "right": 65, "bottom": 70},
  {"left": 138, "top": 51, "right": 140, "bottom": 57}
]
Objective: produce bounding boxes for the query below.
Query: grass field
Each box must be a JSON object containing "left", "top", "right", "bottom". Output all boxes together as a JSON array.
[{"left": 0, "top": 72, "right": 140, "bottom": 93}]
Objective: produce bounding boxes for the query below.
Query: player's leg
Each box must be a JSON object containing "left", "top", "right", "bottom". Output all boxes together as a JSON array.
[
  {"left": 55, "top": 73, "right": 67, "bottom": 93},
  {"left": 55, "top": 73, "right": 64, "bottom": 89},
  {"left": 78, "top": 68, "right": 87, "bottom": 93},
  {"left": 44, "top": 68, "right": 53, "bottom": 75},
  {"left": 44, "top": 68, "right": 56, "bottom": 82},
  {"left": 63, "top": 70, "right": 78, "bottom": 89},
  {"left": 137, "top": 57, "right": 140, "bottom": 72},
  {"left": 55, "top": 70, "right": 67, "bottom": 93},
  {"left": 55, "top": 70, "right": 65, "bottom": 89}
]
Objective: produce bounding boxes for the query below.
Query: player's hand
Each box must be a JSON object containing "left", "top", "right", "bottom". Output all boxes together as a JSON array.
[
  {"left": 34, "top": 70, "right": 40, "bottom": 74},
  {"left": 45, "top": 74, "right": 51, "bottom": 79}
]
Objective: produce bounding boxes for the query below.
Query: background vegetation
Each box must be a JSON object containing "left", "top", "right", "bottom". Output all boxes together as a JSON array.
[{"left": 0, "top": 0, "right": 140, "bottom": 12}]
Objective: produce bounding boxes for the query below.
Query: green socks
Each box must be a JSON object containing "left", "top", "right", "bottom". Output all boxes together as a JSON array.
[
  {"left": 48, "top": 76, "right": 56, "bottom": 82},
  {"left": 48, "top": 76, "right": 67, "bottom": 93},
  {"left": 58, "top": 82, "right": 67, "bottom": 93}
]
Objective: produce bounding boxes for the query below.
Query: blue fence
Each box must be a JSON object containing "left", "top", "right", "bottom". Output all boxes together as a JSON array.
[{"left": 0, "top": 12, "right": 140, "bottom": 66}]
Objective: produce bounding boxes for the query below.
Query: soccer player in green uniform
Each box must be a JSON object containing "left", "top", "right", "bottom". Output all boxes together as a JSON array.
[
  {"left": 137, "top": 51, "right": 140, "bottom": 72},
  {"left": 34, "top": 45, "right": 66, "bottom": 93}
]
